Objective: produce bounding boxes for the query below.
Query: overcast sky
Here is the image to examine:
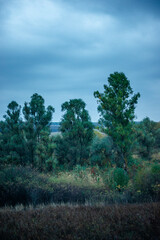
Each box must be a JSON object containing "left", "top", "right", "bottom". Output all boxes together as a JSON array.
[{"left": 0, "top": 0, "right": 160, "bottom": 122}]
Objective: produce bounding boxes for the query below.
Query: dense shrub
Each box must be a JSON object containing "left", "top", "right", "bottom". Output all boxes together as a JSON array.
[
  {"left": 103, "top": 168, "right": 129, "bottom": 190},
  {"left": 1, "top": 165, "right": 160, "bottom": 207},
  {"left": 128, "top": 157, "right": 143, "bottom": 178},
  {"left": 90, "top": 136, "right": 114, "bottom": 167},
  {"left": 0, "top": 166, "right": 52, "bottom": 206},
  {"left": 0, "top": 166, "right": 105, "bottom": 206},
  {"left": 134, "top": 118, "right": 157, "bottom": 159},
  {"left": 134, "top": 163, "right": 160, "bottom": 200}
]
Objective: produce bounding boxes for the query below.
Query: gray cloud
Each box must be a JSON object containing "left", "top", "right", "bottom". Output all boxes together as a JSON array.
[{"left": 0, "top": 0, "right": 160, "bottom": 121}]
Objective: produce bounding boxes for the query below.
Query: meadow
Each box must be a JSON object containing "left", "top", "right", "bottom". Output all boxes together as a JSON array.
[{"left": 0, "top": 202, "right": 159, "bottom": 240}]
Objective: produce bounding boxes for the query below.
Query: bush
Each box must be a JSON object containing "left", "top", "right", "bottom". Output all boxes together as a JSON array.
[
  {"left": 128, "top": 157, "right": 143, "bottom": 168},
  {"left": 0, "top": 166, "right": 53, "bottom": 207},
  {"left": 90, "top": 136, "right": 114, "bottom": 167},
  {"left": 0, "top": 166, "right": 104, "bottom": 206},
  {"left": 128, "top": 157, "right": 143, "bottom": 178},
  {"left": 134, "top": 117, "right": 156, "bottom": 159},
  {"left": 134, "top": 164, "right": 160, "bottom": 200},
  {"left": 151, "top": 163, "right": 160, "bottom": 176},
  {"left": 103, "top": 168, "right": 129, "bottom": 190}
]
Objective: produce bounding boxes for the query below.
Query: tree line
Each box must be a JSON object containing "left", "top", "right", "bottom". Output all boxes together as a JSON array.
[{"left": 0, "top": 72, "right": 160, "bottom": 171}]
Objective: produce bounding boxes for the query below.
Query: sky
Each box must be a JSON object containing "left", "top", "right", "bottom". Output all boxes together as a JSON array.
[{"left": 0, "top": 0, "right": 160, "bottom": 122}]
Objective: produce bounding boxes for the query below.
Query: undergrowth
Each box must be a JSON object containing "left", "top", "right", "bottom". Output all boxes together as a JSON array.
[
  {"left": 0, "top": 164, "right": 160, "bottom": 207},
  {"left": 0, "top": 202, "right": 159, "bottom": 240}
]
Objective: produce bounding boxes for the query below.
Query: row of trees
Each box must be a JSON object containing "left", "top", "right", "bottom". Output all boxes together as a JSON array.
[
  {"left": 0, "top": 94, "right": 54, "bottom": 170},
  {"left": 0, "top": 72, "right": 159, "bottom": 171}
]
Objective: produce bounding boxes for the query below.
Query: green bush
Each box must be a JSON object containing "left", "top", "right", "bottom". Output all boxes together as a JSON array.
[
  {"left": 134, "top": 117, "right": 156, "bottom": 159},
  {"left": 128, "top": 157, "right": 142, "bottom": 168},
  {"left": 128, "top": 157, "right": 143, "bottom": 178},
  {"left": 151, "top": 163, "right": 160, "bottom": 176},
  {"left": 90, "top": 136, "right": 114, "bottom": 167},
  {"left": 103, "top": 168, "right": 129, "bottom": 190},
  {"left": 0, "top": 166, "right": 103, "bottom": 206},
  {"left": 134, "top": 164, "right": 160, "bottom": 199},
  {"left": 0, "top": 166, "right": 53, "bottom": 206}
]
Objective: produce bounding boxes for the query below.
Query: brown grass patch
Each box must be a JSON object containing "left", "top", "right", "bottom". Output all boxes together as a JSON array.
[{"left": 0, "top": 202, "right": 159, "bottom": 240}]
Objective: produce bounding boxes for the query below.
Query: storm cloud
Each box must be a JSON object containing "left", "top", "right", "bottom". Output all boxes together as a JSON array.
[{"left": 0, "top": 0, "right": 160, "bottom": 121}]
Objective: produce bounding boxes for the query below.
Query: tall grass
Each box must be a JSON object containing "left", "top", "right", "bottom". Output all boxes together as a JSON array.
[
  {"left": 0, "top": 202, "right": 159, "bottom": 240},
  {"left": 48, "top": 166, "right": 103, "bottom": 188}
]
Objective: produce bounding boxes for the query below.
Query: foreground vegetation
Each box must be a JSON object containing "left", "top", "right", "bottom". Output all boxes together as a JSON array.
[
  {"left": 0, "top": 164, "right": 159, "bottom": 207},
  {"left": 0, "top": 202, "right": 159, "bottom": 240}
]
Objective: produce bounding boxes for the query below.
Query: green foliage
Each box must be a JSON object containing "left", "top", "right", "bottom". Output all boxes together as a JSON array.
[
  {"left": 94, "top": 72, "right": 140, "bottom": 169},
  {"left": 73, "top": 165, "right": 88, "bottom": 178},
  {"left": 134, "top": 163, "right": 160, "bottom": 198},
  {"left": 0, "top": 166, "right": 103, "bottom": 206},
  {"left": 0, "top": 166, "right": 53, "bottom": 206},
  {"left": 0, "top": 164, "right": 160, "bottom": 207},
  {"left": 103, "top": 168, "right": 129, "bottom": 190},
  {"left": 0, "top": 94, "right": 55, "bottom": 170},
  {"left": 0, "top": 101, "right": 25, "bottom": 165},
  {"left": 0, "top": 166, "right": 50, "bottom": 190},
  {"left": 35, "top": 131, "right": 56, "bottom": 171},
  {"left": 55, "top": 99, "right": 93, "bottom": 167},
  {"left": 1, "top": 89, "right": 160, "bottom": 209},
  {"left": 22, "top": 93, "right": 55, "bottom": 166},
  {"left": 151, "top": 163, "right": 160, "bottom": 175},
  {"left": 154, "top": 122, "right": 160, "bottom": 150},
  {"left": 90, "top": 136, "right": 114, "bottom": 167},
  {"left": 134, "top": 117, "right": 157, "bottom": 159},
  {"left": 127, "top": 157, "right": 143, "bottom": 178},
  {"left": 128, "top": 157, "right": 142, "bottom": 168}
]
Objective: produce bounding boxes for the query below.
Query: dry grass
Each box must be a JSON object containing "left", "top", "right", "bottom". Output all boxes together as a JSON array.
[
  {"left": 151, "top": 152, "right": 160, "bottom": 162},
  {"left": 0, "top": 202, "right": 159, "bottom": 240},
  {"left": 49, "top": 168, "right": 104, "bottom": 188},
  {"left": 94, "top": 129, "right": 107, "bottom": 138}
]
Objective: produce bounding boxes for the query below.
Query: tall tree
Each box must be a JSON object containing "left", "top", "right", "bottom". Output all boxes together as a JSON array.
[
  {"left": 55, "top": 99, "right": 93, "bottom": 168},
  {"left": 94, "top": 72, "right": 140, "bottom": 169},
  {"left": 22, "top": 93, "right": 54, "bottom": 166},
  {"left": 0, "top": 101, "right": 25, "bottom": 165}
]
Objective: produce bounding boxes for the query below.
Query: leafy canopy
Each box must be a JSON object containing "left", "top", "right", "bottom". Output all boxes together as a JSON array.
[
  {"left": 22, "top": 93, "right": 55, "bottom": 166},
  {"left": 55, "top": 99, "right": 93, "bottom": 167},
  {"left": 94, "top": 72, "right": 140, "bottom": 168},
  {"left": 0, "top": 101, "right": 25, "bottom": 165},
  {"left": 134, "top": 117, "right": 157, "bottom": 159}
]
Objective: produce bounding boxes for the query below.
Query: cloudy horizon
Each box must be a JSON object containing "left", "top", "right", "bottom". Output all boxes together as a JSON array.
[{"left": 0, "top": 0, "right": 160, "bottom": 122}]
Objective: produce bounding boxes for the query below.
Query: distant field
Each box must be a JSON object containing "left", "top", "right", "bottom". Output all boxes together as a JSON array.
[
  {"left": 50, "top": 131, "right": 61, "bottom": 136},
  {"left": 50, "top": 122, "right": 60, "bottom": 132},
  {"left": 50, "top": 122, "right": 99, "bottom": 132}
]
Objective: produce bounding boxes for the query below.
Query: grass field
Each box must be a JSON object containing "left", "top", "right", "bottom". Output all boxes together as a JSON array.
[{"left": 0, "top": 202, "right": 159, "bottom": 240}]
